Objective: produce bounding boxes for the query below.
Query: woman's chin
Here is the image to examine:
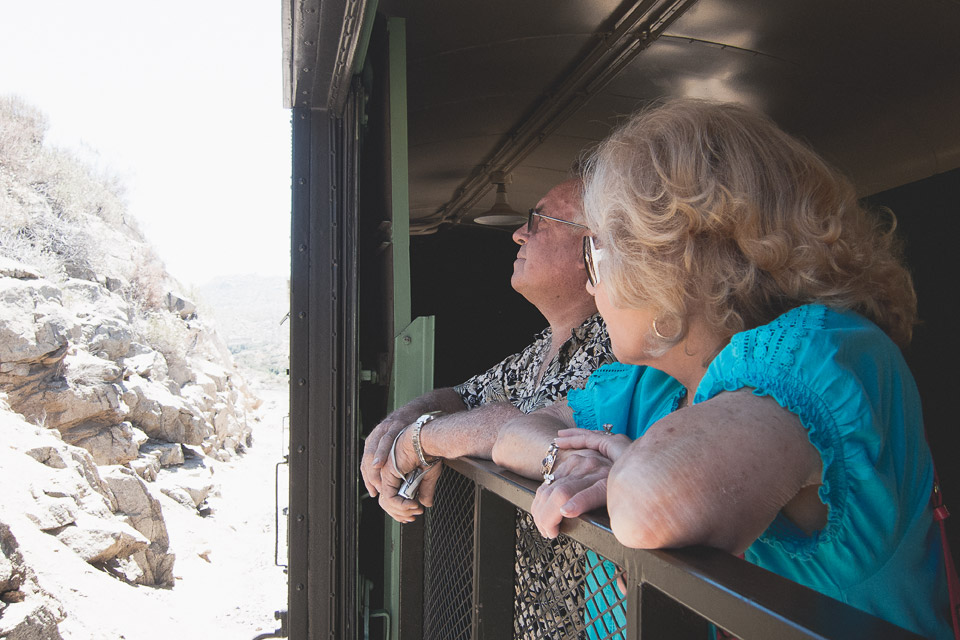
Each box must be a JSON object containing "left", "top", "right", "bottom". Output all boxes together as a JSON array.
[
  {"left": 611, "top": 348, "right": 643, "bottom": 366},
  {"left": 610, "top": 341, "right": 658, "bottom": 367}
]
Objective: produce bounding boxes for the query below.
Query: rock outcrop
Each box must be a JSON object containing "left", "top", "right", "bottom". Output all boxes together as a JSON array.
[
  {"left": 0, "top": 266, "right": 257, "bottom": 589},
  {"left": 0, "top": 520, "right": 65, "bottom": 640},
  {"left": 0, "top": 272, "right": 255, "bottom": 464}
]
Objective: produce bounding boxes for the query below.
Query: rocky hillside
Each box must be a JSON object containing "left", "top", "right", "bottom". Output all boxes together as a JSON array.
[
  {"left": 196, "top": 274, "right": 289, "bottom": 379},
  {"left": 1, "top": 96, "right": 264, "bottom": 638}
]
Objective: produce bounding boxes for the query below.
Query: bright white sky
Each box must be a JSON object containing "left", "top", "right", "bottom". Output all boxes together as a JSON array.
[{"left": 0, "top": 0, "right": 291, "bottom": 287}]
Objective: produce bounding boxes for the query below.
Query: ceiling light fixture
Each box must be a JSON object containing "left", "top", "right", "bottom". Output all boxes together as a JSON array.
[{"left": 471, "top": 171, "right": 527, "bottom": 227}]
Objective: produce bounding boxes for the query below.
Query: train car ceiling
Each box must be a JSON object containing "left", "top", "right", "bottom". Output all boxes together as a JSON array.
[{"left": 284, "top": 0, "right": 960, "bottom": 234}]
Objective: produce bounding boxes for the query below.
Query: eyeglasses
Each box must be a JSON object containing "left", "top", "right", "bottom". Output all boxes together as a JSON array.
[
  {"left": 527, "top": 208, "right": 589, "bottom": 234},
  {"left": 583, "top": 236, "right": 604, "bottom": 287}
]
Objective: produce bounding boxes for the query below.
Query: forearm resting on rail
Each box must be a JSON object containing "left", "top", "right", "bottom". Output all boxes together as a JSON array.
[
  {"left": 492, "top": 400, "right": 576, "bottom": 479},
  {"left": 606, "top": 391, "right": 823, "bottom": 554},
  {"left": 417, "top": 400, "right": 523, "bottom": 461}
]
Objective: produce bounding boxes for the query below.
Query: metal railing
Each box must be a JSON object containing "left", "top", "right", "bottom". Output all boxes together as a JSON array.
[{"left": 412, "top": 457, "right": 923, "bottom": 640}]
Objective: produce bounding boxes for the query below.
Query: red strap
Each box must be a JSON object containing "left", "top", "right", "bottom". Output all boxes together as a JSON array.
[{"left": 932, "top": 470, "right": 960, "bottom": 640}]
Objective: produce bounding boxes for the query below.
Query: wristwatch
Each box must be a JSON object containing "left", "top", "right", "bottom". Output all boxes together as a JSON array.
[
  {"left": 411, "top": 411, "right": 441, "bottom": 467},
  {"left": 540, "top": 440, "right": 560, "bottom": 485}
]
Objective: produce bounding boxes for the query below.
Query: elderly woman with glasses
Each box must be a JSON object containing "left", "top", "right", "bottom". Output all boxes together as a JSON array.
[{"left": 492, "top": 99, "right": 951, "bottom": 639}]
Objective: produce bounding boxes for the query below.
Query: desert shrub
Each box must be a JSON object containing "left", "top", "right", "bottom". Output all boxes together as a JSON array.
[
  {"left": 0, "top": 95, "right": 139, "bottom": 284},
  {"left": 0, "top": 191, "right": 101, "bottom": 282},
  {"left": 0, "top": 95, "right": 48, "bottom": 172},
  {"left": 63, "top": 352, "right": 119, "bottom": 388},
  {"left": 122, "top": 246, "right": 171, "bottom": 312},
  {"left": 136, "top": 309, "right": 194, "bottom": 372},
  {"left": 31, "top": 146, "right": 128, "bottom": 227},
  {"left": 0, "top": 227, "right": 63, "bottom": 279}
]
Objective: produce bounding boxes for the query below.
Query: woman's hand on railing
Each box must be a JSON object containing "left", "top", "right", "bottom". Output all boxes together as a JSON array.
[
  {"left": 530, "top": 429, "right": 632, "bottom": 538},
  {"left": 531, "top": 447, "right": 615, "bottom": 538},
  {"left": 554, "top": 428, "right": 631, "bottom": 461}
]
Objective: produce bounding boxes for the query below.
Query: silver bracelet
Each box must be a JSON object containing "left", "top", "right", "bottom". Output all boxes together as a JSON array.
[
  {"left": 540, "top": 440, "right": 559, "bottom": 485},
  {"left": 411, "top": 411, "right": 441, "bottom": 467},
  {"left": 389, "top": 427, "right": 408, "bottom": 476},
  {"left": 390, "top": 426, "right": 438, "bottom": 500}
]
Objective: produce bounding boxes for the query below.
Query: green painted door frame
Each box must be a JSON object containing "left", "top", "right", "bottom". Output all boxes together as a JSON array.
[{"left": 382, "top": 17, "right": 434, "bottom": 640}]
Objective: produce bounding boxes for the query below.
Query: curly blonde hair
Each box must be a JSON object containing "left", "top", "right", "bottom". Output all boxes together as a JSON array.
[{"left": 582, "top": 99, "right": 917, "bottom": 349}]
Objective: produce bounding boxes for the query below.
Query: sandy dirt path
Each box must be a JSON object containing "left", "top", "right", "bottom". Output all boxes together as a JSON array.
[{"left": 156, "top": 380, "right": 290, "bottom": 639}]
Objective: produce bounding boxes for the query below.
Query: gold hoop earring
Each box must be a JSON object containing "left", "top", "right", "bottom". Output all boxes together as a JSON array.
[{"left": 652, "top": 318, "right": 668, "bottom": 340}]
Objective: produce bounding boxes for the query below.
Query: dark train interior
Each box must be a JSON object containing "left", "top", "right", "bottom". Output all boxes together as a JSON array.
[
  {"left": 347, "top": 0, "right": 960, "bottom": 530},
  {"left": 283, "top": 0, "right": 960, "bottom": 636},
  {"left": 353, "top": 0, "right": 960, "bottom": 420}
]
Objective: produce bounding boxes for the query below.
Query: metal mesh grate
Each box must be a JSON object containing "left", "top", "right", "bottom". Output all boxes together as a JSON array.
[
  {"left": 423, "top": 470, "right": 476, "bottom": 640},
  {"left": 514, "top": 511, "right": 626, "bottom": 640},
  {"left": 422, "top": 470, "right": 627, "bottom": 640},
  {"left": 515, "top": 510, "right": 588, "bottom": 639}
]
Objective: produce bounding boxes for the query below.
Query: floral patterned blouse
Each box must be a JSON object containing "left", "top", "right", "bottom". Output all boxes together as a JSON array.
[{"left": 454, "top": 313, "right": 614, "bottom": 414}]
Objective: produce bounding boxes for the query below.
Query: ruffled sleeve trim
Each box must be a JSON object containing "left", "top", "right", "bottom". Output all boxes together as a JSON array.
[
  {"left": 695, "top": 305, "right": 848, "bottom": 559},
  {"left": 568, "top": 387, "right": 597, "bottom": 432}
]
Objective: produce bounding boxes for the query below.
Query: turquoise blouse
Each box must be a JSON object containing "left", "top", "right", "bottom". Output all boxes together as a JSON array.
[{"left": 569, "top": 304, "right": 950, "bottom": 639}]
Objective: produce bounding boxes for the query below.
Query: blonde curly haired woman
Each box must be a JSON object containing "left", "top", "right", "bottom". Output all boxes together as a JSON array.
[{"left": 493, "top": 99, "right": 951, "bottom": 639}]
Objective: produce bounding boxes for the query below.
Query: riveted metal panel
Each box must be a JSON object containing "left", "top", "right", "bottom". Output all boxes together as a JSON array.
[{"left": 288, "top": 96, "right": 360, "bottom": 639}]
